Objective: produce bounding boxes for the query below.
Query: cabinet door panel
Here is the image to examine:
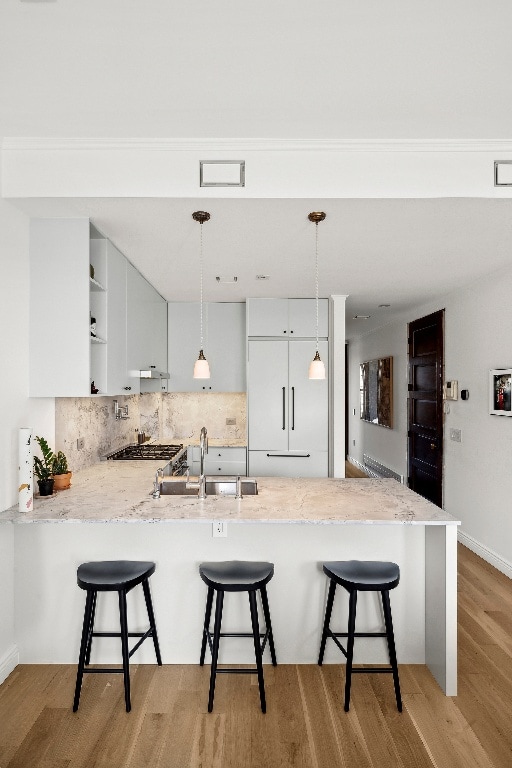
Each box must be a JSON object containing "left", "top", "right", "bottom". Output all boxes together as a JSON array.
[
  {"left": 288, "top": 340, "right": 328, "bottom": 452},
  {"left": 248, "top": 450, "right": 328, "bottom": 477},
  {"left": 105, "top": 241, "right": 128, "bottom": 395},
  {"left": 288, "top": 299, "right": 328, "bottom": 338},
  {"left": 248, "top": 340, "right": 289, "bottom": 450},
  {"left": 246, "top": 298, "right": 289, "bottom": 336}
]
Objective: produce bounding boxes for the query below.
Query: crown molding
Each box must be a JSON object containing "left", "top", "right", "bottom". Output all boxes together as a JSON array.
[{"left": 4, "top": 137, "right": 512, "bottom": 153}]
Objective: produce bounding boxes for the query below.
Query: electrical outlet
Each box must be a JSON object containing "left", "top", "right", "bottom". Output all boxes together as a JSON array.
[
  {"left": 226, "top": 417, "right": 236, "bottom": 426},
  {"left": 77, "top": 438, "right": 85, "bottom": 450},
  {"left": 212, "top": 521, "right": 227, "bottom": 538},
  {"left": 450, "top": 428, "right": 461, "bottom": 443}
]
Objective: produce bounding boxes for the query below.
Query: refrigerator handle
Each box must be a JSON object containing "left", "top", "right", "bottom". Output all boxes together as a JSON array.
[
  {"left": 282, "top": 387, "right": 286, "bottom": 430},
  {"left": 291, "top": 386, "right": 295, "bottom": 430}
]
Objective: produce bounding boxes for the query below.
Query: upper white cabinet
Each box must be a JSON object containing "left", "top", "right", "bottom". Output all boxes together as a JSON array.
[
  {"left": 126, "top": 262, "right": 168, "bottom": 394},
  {"left": 29, "top": 218, "right": 167, "bottom": 397},
  {"left": 247, "top": 298, "right": 328, "bottom": 338},
  {"left": 167, "top": 302, "right": 246, "bottom": 392}
]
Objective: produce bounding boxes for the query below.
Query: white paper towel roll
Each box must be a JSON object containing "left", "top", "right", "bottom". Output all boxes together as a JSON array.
[{"left": 19, "top": 427, "right": 33, "bottom": 512}]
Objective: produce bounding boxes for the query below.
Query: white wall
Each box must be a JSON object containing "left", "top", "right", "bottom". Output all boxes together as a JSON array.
[
  {"left": 348, "top": 265, "right": 512, "bottom": 574},
  {"left": 0, "top": 174, "right": 55, "bottom": 681}
]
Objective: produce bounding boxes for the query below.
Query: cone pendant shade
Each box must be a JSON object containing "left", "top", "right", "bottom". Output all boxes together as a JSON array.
[{"left": 192, "top": 211, "right": 211, "bottom": 379}]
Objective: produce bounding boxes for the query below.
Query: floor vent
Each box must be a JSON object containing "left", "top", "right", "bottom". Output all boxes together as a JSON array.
[{"left": 363, "top": 454, "right": 403, "bottom": 483}]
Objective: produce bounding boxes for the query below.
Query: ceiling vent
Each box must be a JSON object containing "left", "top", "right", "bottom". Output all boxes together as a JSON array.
[{"left": 200, "top": 161, "right": 245, "bottom": 187}]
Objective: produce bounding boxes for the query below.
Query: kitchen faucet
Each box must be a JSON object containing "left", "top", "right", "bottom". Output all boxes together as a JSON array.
[{"left": 186, "top": 426, "right": 208, "bottom": 499}]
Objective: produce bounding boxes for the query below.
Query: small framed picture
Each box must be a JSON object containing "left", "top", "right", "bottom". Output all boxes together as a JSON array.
[{"left": 489, "top": 369, "right": 512, "bottom": 416}]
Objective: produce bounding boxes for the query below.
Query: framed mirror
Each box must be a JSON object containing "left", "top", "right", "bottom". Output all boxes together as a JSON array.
[{"left": 360, "top": 356, "right": 393, "bottom": 428}]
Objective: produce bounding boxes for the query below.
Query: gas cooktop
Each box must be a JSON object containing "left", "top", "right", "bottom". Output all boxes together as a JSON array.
[{"left": 106, "top": 444, "right": 185, "bottom": 461}]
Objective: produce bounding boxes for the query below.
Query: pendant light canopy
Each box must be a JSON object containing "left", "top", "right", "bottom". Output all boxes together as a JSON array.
[
  {"left": 308, "top": 211, "right": 326, "bottom": 380},
  {"left": 192, "top": 210, "right": 211, "bottom": 379}
]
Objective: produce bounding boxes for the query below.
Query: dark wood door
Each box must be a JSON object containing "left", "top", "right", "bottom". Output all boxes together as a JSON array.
[{"left": 407, "top": 310, "right": 444, "bottom": 506}]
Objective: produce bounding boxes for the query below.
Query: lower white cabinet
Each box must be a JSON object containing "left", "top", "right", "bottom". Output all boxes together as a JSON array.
[
  {"left": 248, "top": 450, "right": 328, "bottom": 477},
  {"left": 188, "top": 446, "right": 247, "bottom": 476}
]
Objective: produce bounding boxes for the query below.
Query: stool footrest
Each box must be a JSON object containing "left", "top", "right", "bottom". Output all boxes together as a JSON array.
[
  {"left": 351, "top": 667, "right": 395, "bottom": 674},
  {"left": 83, "top": 667, "right": 126, "bottom": 674},
  {"left": 216, "top": 668, "right": 259, "bottom": 675}
]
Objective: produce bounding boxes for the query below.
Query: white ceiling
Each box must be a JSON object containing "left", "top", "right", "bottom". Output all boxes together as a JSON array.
[
  {"left": 5, "top": 1, "right": 512, "bottom": 338},
  {"left": 11, "top": 195, "right": 512, "bottom": 339}
]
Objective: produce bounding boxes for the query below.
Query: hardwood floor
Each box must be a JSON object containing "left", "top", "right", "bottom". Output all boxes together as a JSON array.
[
  {"left": 345, "top": 460, "right": 368, "bottom": 478},
  {"left": 1, "top": 544, "right": 511, "bottom": 767}
]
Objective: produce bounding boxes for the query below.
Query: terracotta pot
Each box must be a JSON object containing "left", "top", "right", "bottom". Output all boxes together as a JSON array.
[
  {"left": 53, "top": 472, "right": 72, "bottom": 491},
  {"left": 37, "top": 478, "right": 54, "bottom": 496}
]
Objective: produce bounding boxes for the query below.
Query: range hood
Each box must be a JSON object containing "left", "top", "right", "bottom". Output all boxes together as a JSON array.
[{"left": 139, "top": 367, "right": 170, "bottom": 379}]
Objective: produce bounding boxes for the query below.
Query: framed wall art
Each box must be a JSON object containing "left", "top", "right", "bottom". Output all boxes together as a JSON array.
[
  {"left": 489, "top": 369, "right": 512, "bottom": 416},
  {"left": 360, "top": 356, "right": 393, "bottom": 428}
]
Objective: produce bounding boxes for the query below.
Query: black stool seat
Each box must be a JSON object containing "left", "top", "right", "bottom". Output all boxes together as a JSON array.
[
  {"left": 323, "top": 560, "right": 400, "bottom": 592},
  {"left": 318, "top": 559, "right": 402, "bottom": 713},
  {"left": 199, "top": 560, "right": 274, "bottom": 592},
  {"left": 199, "top": 560, "right": 277, "bottom": 713},
  {"left": 77, "top": 560, "right": 156, "bottom": 591},
  {"left": 73, "top": 560, "right": 161, "bottom": 713}
]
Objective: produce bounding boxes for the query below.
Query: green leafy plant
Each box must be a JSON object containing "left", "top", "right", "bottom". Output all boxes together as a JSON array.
[
  {"left": 52, "top": 450, "right": 69, "bottom": 475},
  {"left": 33, "top": 436, "right": 55, "bottom": 482}
]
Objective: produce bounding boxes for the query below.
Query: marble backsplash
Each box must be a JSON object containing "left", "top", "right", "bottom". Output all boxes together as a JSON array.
[
  {"left": 139, "top": 392, "right": 246, "bottom": 444},
  {"left": 55, "top": 392, "right": 246, "bottom": 472}
]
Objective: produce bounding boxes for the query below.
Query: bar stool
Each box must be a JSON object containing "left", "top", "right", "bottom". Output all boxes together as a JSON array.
[
  {"left": 318, "top": 560, "right": 402, "bottom": 712},
  {"left": 73, "top": 560, "right": 162, "bottom": 713},
  {"left": 199, "top": 560, "right": 277, "bottom": 713}
]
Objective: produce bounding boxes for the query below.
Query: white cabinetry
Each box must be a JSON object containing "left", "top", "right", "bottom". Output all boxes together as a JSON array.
[
  {"left": 126, "top": 262, "right": 168, "bottom": 394},
  {"left": 168, "top": 302, "right": 245, "bottom": 392},
  {"left": 29, "top": 218, "right": 167, "bottom": 397},
  {"left": 246, "top": 298, "right": 328, "bottom": 338},
  {"left": 30, "top": 219, "right": 104, "bottom": 397},
  {"left": 247, "top": 339, "right": 328, "bottom": 477},
  {"left": 188, "top": 446, "right": 247, "bottom": 476}
]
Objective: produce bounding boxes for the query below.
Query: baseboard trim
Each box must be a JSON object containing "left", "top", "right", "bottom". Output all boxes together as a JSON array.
[
  {"left": 347, "top": 456, "right": 366, "bottom": 473},
  {"left": 458, "top": 530, "right": 512, "bottom": 580},
  {"left": 0, "top": 644, "right": 19, "bottom": 686}
]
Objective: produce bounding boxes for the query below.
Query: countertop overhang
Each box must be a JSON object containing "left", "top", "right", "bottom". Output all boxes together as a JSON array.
[{"left": 1, "top": 461, "right": 460, "bottom": 526}]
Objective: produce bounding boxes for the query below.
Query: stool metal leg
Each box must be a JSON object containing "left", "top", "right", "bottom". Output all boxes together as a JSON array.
[
  {"left": 84, "top": 590, "right": 97, "bottom": 666},
  {"left": 208, "top": 590, "right": 224, "bottom": 713},
  {"left": 200, "top": 586, "right": 215, "bottom": 666},
  {"left": 381, "top": 590, "right": 402, "bottom": 712},
  {"left": 318, "top": 579, "right": 337, "bottom": 665},
  {"left": 249, "top": 590, "right": 266, "bottom": 713},
  {"left": 260, "top": 585, "right": 277, "bottom": 666},
  {"left": 142, "top": 578, "right": 162, "bottom": 665},
  {"left": 73, "top": 589, "right": 95, "bottom": 712},
  {"left": 344, "top": 590, "right": 358, "bottom": 712},
  {"left": 118, "top": 588, "right": 131, "bottom": 713}
]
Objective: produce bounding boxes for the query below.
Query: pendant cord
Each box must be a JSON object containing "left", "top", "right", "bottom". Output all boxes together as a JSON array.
[
  {"left": 315, "top": 222, "right": 319, "bottom": 352},
  {"left": 199, "top": 221, "right": 204, "bottom": 350}
]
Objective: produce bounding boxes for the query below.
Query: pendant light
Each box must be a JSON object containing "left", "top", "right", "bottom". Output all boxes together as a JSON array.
[
  {"left": 308, "top": 211, "right": 326, "bottom": 380},
  {"left": 192, "top": 210, "right": 211, "bottom": 378}
]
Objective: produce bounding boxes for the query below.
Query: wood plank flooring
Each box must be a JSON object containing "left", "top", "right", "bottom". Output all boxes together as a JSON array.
[{"left": 1, "top": 544, "right": 511, "bottom": 767}]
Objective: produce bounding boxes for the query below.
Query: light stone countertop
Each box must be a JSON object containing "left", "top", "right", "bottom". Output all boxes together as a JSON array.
[{"left": 0, "top": 461, "right": 460, "bottom": 525}]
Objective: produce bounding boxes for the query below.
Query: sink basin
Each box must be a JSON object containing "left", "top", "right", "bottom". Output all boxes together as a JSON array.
[{"left": 158, "top": 478, "right": 258, "bottom": 496}]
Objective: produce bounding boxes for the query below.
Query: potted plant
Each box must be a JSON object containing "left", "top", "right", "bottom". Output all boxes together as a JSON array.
[
  {"left": 52, "top": 450, "right": 72, "bottom": 490},
  {"left": 33, "top": 436, "right": 55, "bottom": 496}
]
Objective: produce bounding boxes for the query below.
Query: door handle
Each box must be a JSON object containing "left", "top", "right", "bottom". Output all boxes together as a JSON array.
[
  {"left": 282, "top": 386, "right": 286, "bottom": 430},
  {"left": 430, "top": 443, "right": 436, "bottom": 450},
  {"left": 291, "top": 386, "right": 295, "bottom": 430}
]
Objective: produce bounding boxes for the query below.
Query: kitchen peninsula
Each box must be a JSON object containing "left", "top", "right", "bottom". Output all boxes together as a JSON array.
[{"left": 0, "top": 463, "right": 459, "bottom": 696}]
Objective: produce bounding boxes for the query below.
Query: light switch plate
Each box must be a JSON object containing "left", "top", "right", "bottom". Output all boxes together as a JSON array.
[{"left": 450, "top": 428, "right": 461, "bottom": 442}]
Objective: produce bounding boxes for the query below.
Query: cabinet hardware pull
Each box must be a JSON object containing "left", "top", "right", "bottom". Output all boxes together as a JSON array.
[
  {"left": 291, "top": 386, "right": 295, "bottom": 430},
  {"left": 123, "top": 386, "right": 131, "bottom": 391},
  {"left": 282, "top": 387, "right": 286, "bottom": 430},
  {"left": 266, "top": 453, "right": 310, "bottom": 458}
]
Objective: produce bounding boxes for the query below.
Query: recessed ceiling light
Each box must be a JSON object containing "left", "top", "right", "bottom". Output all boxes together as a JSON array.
[
  {"left": 256, "top": 275, "right": 270, "bottom": 280},
  {"left": 353, "top": 315, "right": 371, "bottom": 320},
  {"left": 215, "top": 276, "right": 238, "bottom": 283}
]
